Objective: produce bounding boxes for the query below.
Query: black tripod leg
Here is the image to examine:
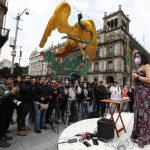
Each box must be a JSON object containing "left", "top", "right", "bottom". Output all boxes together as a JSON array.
[
  {"left": 51, "top": 123, "right": 56, "bottom": 132},
  {"left": 65, "top": 101, "right": 70, "bottom": 127}
]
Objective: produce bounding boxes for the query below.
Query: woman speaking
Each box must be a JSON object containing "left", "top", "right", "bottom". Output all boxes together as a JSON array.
[{"left": 131, "top": 50, "right": 150, "bottom": 148}]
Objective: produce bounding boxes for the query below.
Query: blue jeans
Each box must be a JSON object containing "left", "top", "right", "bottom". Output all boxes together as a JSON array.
[
  {"left": 28, "top": 103, "right": 34, "bottom": 125},
  {"left": 34, "top": 103, "right": 46, "bottom": 130},
  {"left": 81, "top": 101, "right": 90, "bottom": 119}
]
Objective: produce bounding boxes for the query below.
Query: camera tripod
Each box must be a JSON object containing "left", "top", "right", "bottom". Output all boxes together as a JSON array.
[
  {"left": 47, "top": 102, "right": 59, "bottom": 133},
  {"left": 65, "top": 100, "right": 71, "bottom": 127},
  {"left": 65, "top": 100, "right": 78, "bottom": 127}
]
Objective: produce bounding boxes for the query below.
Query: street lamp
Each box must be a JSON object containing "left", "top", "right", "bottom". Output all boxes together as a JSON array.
[
  {"left": 18, "top": 46, "right": 22, "bottom": 66},
  {"left": 11, "top": 8, "right": 29, "bottom": 74}
]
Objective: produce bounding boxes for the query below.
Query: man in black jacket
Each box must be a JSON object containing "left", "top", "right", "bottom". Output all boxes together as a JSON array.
[
  {"left": 33, "top": 76, "right": 52, "bottom": 133},
  {"left": 95, "top": 81, "right": 107, "bottom": 117},
  {"left": 16, "top": 75, "right": 33, "bottom": 136}
]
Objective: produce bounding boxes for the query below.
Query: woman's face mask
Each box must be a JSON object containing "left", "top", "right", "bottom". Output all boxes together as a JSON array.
[{"left": 134, "top": 57, "right": 141, "bottom": 65}]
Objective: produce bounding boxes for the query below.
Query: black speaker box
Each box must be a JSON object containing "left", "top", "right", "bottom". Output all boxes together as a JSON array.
[{"left": 97, "top": 118, "right": 115, "bottom": 142}]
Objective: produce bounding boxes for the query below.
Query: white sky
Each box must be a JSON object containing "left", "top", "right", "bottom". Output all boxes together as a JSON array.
[{"left": 1, "top": 0, "right": 150, "bottom": 66}]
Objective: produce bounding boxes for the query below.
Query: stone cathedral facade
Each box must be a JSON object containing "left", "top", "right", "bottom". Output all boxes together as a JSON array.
[{"left": 85, "top": 5, "right": 149, "bottom": 86}]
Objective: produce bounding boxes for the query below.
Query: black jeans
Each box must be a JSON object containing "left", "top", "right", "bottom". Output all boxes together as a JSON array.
[
  {"left": 96, "top": 100, "right": 106, "bottom": 116},
  {"left": 6, "top": 101, "right": 15, "bottom": 130},
  {"left": 0, "top": 103, "right": 9, "bottom": 137},
  {"left": 58, "top": 99, "right": 67, "bottom": 119},
  {"left": 17, "top": 102, "right": 32, "bottom": 131},
  {"left": 69, "top": 101, "right": 78, "bottom": 122},
  {"left": 48, "top": 101, "right": 59, "bottom": 123}
]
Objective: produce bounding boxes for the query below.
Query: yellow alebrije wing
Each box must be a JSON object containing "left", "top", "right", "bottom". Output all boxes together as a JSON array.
[
  {"left": 39, "top": 2, "right": 97, "bottom": 62},
  {"left": 39, "top": 2, "right": 72, "bottom": 48},
  {"left": 55, "top": 40, "right": 82, "bottom": 58}
]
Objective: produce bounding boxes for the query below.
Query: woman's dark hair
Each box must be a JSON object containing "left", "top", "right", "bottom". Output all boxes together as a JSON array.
[{"left": 133, "top": 50, "right": 150, "bottom": 65}]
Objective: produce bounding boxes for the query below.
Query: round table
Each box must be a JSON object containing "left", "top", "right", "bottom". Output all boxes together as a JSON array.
[
  {"left": 57, "top": 113, "right": 149, "bottom": 150},
  {"left": 58, "top": 118, "right": 99, "bottom": 150}
]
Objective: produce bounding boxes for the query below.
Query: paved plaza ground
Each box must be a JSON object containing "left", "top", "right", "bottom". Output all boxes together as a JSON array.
[
  {"left": 1, "top": 112, "right": 150, "bottom": 150},
  {"left": 0, "top": 113, "right": 66, "bottom": 150}
]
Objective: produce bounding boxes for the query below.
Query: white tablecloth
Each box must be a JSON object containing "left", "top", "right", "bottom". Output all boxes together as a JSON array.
[{"left": 58, "top": 113, "right": 150, "bottom": 150}]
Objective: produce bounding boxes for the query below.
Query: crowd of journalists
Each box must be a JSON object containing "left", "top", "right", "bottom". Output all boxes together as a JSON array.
[{"left": 0, "top": 74, "right": 134, "bottom": 147}]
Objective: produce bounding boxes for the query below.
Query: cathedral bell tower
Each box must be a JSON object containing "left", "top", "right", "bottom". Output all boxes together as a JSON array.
[
  {"left": 97, "top": 5, "right": 131, "bottom": 85},
  {"left": 103, "top": 5, "right": 130, "bottom": 32}
]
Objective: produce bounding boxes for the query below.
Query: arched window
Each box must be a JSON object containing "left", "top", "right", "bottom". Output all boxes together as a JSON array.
[
  {"left": 107, "top": 21, "right": 111, "bottom": 30},
  {"left": 110, "top": 20, "right": 114, "bottom": 29},
  {"left": 94, "top": 62, "right": 99, "bottom": 70},
  {"left": 94, "top": 78, "right": 98, "bottom": 83},
  {"left": 107, "top": 61, "right": 114, "bottom": 70},
  {"left": 106, "top": 76, "right": 114, "bottom": 83},
  {"left": 114, "top": 18, "right": 118, "bottom": 28}
]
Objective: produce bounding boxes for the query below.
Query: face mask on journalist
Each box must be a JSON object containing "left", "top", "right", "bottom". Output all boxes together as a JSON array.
[{"left": 134, "top": 57, "right": 141, "bottom": 65}]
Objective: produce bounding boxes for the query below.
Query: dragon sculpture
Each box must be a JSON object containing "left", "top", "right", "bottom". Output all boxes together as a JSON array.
[{"left": 39, "top": 2, "right": 97, "bottom": 62}]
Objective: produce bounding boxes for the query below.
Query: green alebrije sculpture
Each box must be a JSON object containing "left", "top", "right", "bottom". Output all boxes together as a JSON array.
[{"left": 44, "top": 51, "right": 90, "bottom": 75}]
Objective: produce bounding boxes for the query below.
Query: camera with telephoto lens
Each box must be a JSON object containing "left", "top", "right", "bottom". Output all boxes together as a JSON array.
[
  {"left": 12, "top": 98, "right": 22, "bottom": 106},
  {"left": 10, "top": 93, "right": 22, "bottom": 106}
]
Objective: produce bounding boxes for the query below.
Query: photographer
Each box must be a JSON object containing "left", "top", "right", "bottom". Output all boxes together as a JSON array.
[
  {"left": 81, "top": 82, "right": 92, "bottom": 119},
  {"left": 57, "top": 83, "right": 66, "bottom": 123},
  {"left": 67, "top": 82, "right": 78, "bottom": 123},
  {"left": 0, "top": 74, "right": 17, "bottom": 147},
  {"left": 16, "top": 75, "right": 33, "bottom": 136},
  {"left": 74, "top": 80, "right": 81, "bottom": 110},
  {"left": 48, "top": 82, "right": 60, "bottom": 124},
  {"left": 95, "top": 81, "right": 107, "bottom": 117}
]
